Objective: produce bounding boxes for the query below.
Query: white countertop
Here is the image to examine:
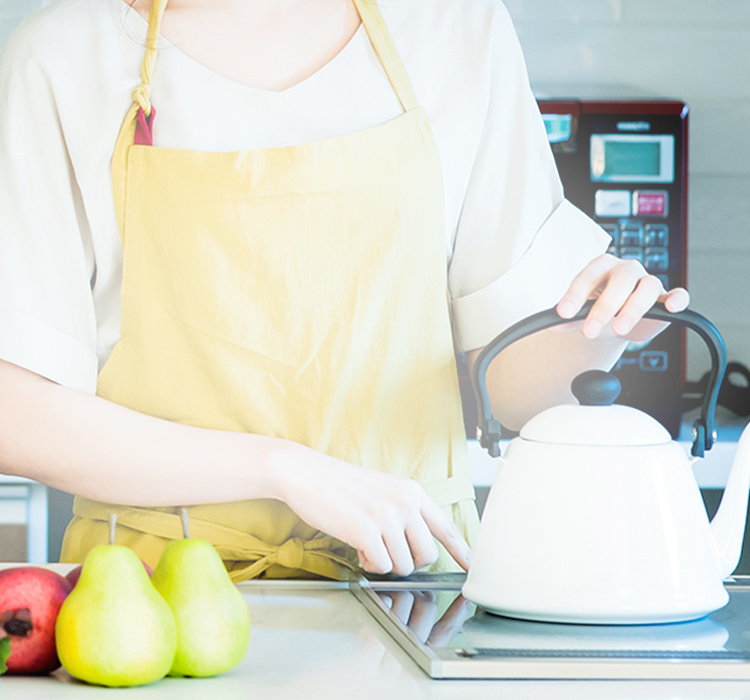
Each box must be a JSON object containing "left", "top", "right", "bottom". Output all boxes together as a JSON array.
[{"left": 5, "top": 564, "right": 750, "bottom": 699}]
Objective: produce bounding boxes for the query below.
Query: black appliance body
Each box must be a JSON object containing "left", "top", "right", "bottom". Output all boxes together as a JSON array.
[{"left": 536, "top": 92, "right": 689, "bottom": 437}]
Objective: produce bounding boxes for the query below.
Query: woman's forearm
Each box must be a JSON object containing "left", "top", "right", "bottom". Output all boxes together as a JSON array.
[
  {"left": 0, "top": 358, "right": 473, "bottom": 574},
  {"left": 0, "top": 358, "right": 290, "bottom": 506}
]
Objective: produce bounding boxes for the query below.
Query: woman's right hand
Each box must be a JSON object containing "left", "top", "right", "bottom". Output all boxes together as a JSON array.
[
  {"left": 0, "top": 359, "right": 470, "bottom": 576},
  {"left": 272, "top": 442, "right": 472, "bottom": 576}
]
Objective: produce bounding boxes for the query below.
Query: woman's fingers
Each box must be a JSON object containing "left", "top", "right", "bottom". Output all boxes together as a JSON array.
[
  {"left": 369, "top": 482, "right": 470, "bottom": 576},
  {"left": 589, "top": 266, "right": 663, "bottom": 337},
  {"left": 357, "top": 493, "right": 466, "bottom": 576},
  {"left": 404, "top": 518, "right": 440, "bottom": 572},
  {"left": 557, "top": 253, "right": 616, "bottom": 318},
  {"left": 352, "top": 488, "right": 470, "bottom": 576},
  {"left": 557, "top": 253, "right": 691, "bottom": 342},
  {"left": 380, "top": 527, "right": 419, "bottom": 577},
  {"left": 661, "top": 285, "right": 690, "bottom": 313},
  {"left": 279, "top": 449, "right": 471, "bottom": 577},
  {"left": 571, "top": 258, "right": 649, "bottom": 337},
  {"left": 356, "top": 535, "right": 393, "bottom": 575},
  {"left": 421, "top": 497, "right": 473, "bottom": 571}
]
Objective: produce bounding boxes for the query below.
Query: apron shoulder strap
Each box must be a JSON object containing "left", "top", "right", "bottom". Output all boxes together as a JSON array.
[
  {"left": 112, "top": 0, "right": 167, "bottom": 238},
  {"left": 132, "top": 0, "right": 169, "bottom": 116},
  {"left": 353, "top": 0, "right": 420, "bottom": 113}
]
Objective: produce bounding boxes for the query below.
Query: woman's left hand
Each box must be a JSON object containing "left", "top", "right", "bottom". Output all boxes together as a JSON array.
[{"left": 555, "top": 253, "right": 690, "bottom": 342}]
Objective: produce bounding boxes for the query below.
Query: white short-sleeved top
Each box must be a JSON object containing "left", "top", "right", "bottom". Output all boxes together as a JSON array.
[{"left": 0, "top": 0, "right": 609, "bottom": 395}]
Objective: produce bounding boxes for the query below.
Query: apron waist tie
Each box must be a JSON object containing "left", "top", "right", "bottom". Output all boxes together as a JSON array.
[
  {"left": 72, "top": 497, "right": 356, "bottom": 582},
  {"left": 71, "top": 473, "right": 474, "bottom": 581}
]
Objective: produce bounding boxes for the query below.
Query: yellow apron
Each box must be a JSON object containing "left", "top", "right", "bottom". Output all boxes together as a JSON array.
[{"left": 61, "top": 0, "right": 479, "bottom": 580}]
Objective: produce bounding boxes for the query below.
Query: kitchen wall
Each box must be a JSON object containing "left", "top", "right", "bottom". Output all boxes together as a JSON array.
[
  {"left": 504, "top": 0, "right": 750, "bottom": 379},
  {"left": 0, "top": 0, "right": 47, "bottom": 48}
]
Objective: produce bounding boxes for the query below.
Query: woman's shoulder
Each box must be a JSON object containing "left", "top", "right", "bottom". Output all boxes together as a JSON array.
[
  {"left": 378, "top": 0, "right": 512, "bottom": 32},
  {"left": 377, "top": 0, "right": 516, "bottom": 63},
  {"left": 2, "top": 0, "right": 128, "bottom": 72}
]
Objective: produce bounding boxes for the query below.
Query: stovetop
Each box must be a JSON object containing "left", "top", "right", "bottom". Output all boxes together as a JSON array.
[{"left": 351, "top": 573, "right": 750, "bottom": 680}]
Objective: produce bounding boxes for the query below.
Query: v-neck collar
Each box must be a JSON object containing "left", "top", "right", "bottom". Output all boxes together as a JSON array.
[{"left": 120, "top": 0, "right": 365, "bottom": 97}]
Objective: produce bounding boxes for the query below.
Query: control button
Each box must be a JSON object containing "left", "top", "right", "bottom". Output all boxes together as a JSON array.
[
  {"left": 620, "top": 223, "right": 644, "bottom": 247},
  {"left": 601, "top": 223, "right": 619, "bottom": 246},
  {"left": 619, "top": 247, "right": 645, "bottom": 265},
  {"left": 645, "top": 247, "right": 669, "bottom": 272},
  {"left": 645, "top": 223, "right": 669, "bottom": 247},
  {"left": 639, "top": 351, "right": 668, "bottom": 372},
  {"left": 615, "top": 356, "right": 640, "bottom": 371},
  {"left": 595, "top": 190, "right": 631, "bottom": 217},
  {"left": 633, "top": 190, "right": 669, "bottom": 217}
]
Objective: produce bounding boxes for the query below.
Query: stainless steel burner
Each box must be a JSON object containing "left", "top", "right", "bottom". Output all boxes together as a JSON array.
[{"left": 351, "top": 573, "right": 750, "bottom": 680}]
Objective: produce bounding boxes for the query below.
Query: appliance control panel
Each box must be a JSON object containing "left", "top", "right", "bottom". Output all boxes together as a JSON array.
[{"left": 537, "top": 97, "right": 688, "bottom": 435}]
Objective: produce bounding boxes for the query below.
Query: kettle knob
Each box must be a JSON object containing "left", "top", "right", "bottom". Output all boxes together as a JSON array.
[{"left": 571, "top": 370, "right": 621, "bottom": 406}]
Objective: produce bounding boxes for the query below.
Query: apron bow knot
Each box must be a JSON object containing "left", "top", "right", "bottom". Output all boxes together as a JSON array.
[{"left": 276, "top": 537, "right": 305, "bottom": 570}]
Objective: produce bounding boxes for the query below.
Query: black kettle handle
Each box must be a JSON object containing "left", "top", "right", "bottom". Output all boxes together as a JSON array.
[{"left": 472, "top": 300, "right": 727, "bottom": 459}]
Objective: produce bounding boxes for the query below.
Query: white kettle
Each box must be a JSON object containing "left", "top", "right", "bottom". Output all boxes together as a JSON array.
[{"left": 463, "top": 302, "right": 750, "bottom": 624}]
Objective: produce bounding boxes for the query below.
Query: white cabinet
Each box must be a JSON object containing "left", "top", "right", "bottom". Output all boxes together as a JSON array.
[{"left": 0, "top": 475, "right": 48, "bottom": 563}]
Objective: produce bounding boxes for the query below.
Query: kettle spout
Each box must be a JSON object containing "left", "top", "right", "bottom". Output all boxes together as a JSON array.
[{"left": 711, "top": 422, "right": 750, "bottom": 578}]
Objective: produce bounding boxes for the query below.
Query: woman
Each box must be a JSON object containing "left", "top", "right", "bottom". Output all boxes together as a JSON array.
[{"left": 0, "top": 0, "right": 688, "bottom": 579}]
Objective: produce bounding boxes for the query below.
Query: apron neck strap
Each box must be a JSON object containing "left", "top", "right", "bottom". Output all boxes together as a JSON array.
[
  {"left": 133, "top": 0, "right": 169, "bottom": 116},
  {"left": 353, "top": 0, "right": 420, "bottom": 113}
]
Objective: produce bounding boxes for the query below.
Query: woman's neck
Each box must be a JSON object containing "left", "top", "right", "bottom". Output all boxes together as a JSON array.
[
  {"left": 126, "top": 0, "right": 361, "bottom": 92},
  {"left": 130, "top": 0, "right": 309, "bottom": 10}
]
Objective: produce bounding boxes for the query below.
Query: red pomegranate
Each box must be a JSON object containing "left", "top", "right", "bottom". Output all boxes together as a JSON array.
[{"left": 0, "top": 567, "right": 72, "bottom": 674}]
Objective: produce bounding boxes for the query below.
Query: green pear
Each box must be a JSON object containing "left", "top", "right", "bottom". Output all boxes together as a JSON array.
[
  {"left": 151, "top": 538, "right": 251, "bottom": 677},
  {"left": 55, "top": 545, "right": 177, "bottom": 687}
]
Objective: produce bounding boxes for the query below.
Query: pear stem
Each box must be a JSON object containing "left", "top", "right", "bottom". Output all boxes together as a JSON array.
[
  {"left": 180, "top": 507, "right": 190, "bottom": 539},
  {"left": 109, "top": 513, "right": 118, "bottom": 545}
]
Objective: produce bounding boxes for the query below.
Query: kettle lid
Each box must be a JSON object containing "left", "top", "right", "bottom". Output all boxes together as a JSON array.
[{"left": 520, "top": 370, "right": 672, "bottom": 447}]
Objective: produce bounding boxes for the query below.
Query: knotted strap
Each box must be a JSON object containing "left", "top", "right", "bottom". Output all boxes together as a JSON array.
[
  {"left": 129, "top": 0, "right": 168, "bottom": 145},
  {"left": 133, "top": 0, "right": 169, "bottom": 116},
  {"left": 70, "top": 472, "right": 474, "bottom": 581},
  {"left": 72, "top": 498, "right": 357, "bottom": 582}
]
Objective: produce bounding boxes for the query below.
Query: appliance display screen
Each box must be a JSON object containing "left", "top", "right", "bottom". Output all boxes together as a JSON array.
[
  {"left": 542, "top": 113, "right": 573, "bottom": 143},
  {"left": 591, "top": 134, "right": 675, "bottom": 183},
  {"left": 603, "top": 141, "right": 660, "bottom": 177}
]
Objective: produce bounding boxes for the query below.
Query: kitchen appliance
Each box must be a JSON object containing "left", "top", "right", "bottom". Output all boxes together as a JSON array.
[
  {"left": 536, "top": 88, "right": 689, "bottom": 437},
  {"left": 352, "top": 573, "right": 750, "bottom": 680},
  {"left": 463, "top": 301, "right": 750, "bottom": 624}
]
